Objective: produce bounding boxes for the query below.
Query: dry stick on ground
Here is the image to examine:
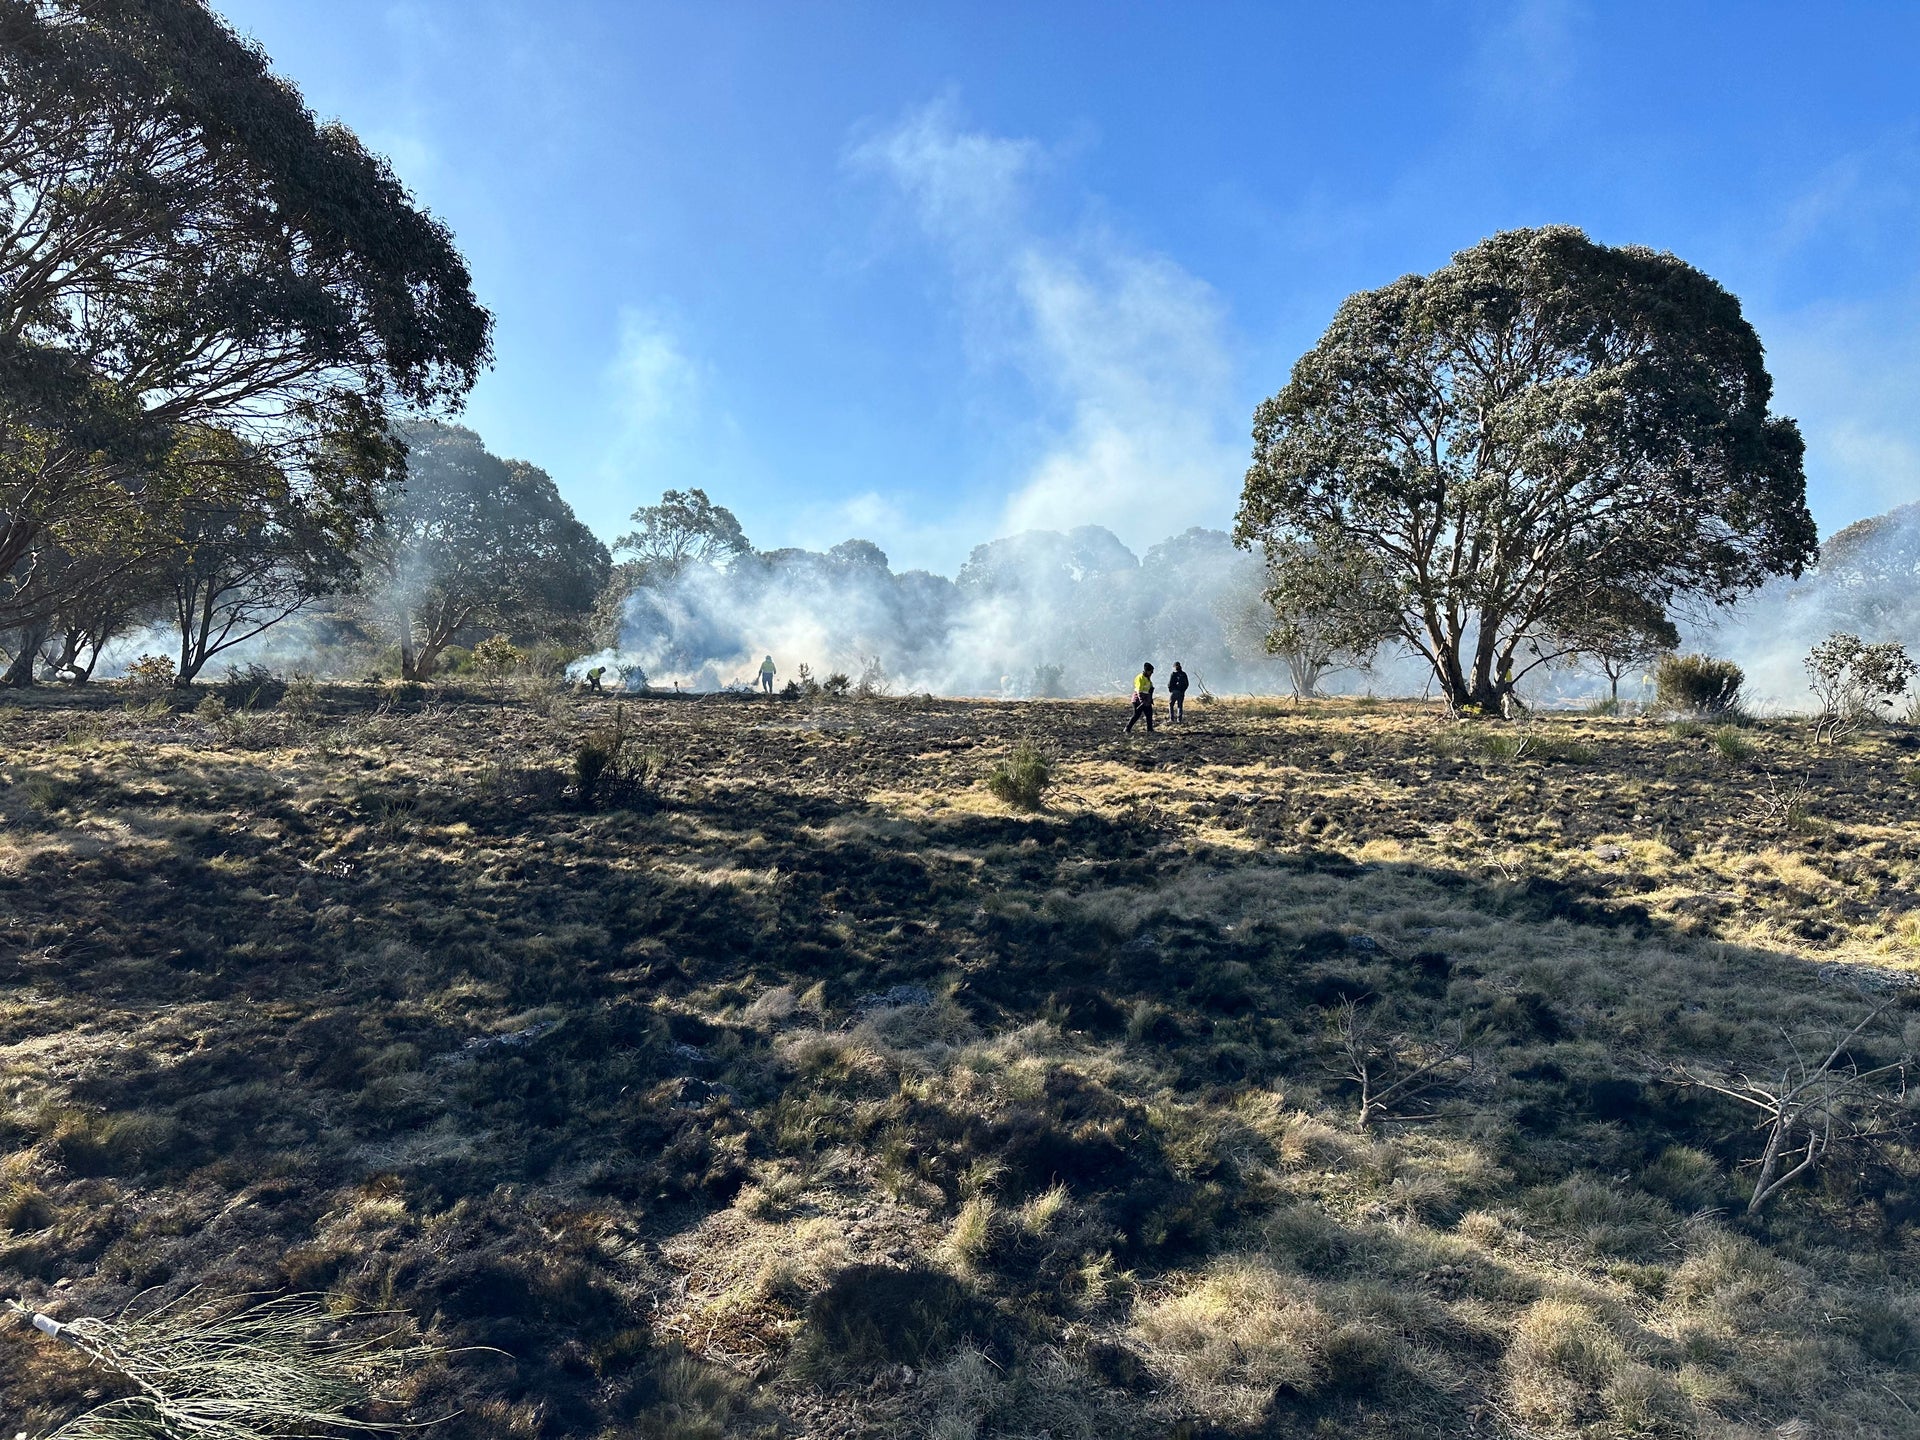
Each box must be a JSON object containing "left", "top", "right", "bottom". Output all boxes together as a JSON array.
[
  {"left": 1329, "top": 1000, "right": 1475, "bottom": 1130},
  {"left": 6, "top": 1291, "right": 446, "bottom": 1440},
  {"left": 1750, "top": 766, "right": 1817, "bottom": 831},
  {"left": 1670, "top": 1001, "right": 1916, "bottom": 1215}
]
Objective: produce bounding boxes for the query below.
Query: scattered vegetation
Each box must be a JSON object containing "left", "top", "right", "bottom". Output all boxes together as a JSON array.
[
  {"left": 853, "top": 656, "right": 892, "bottom": 699},
  {"left": 1671, "top": 1000, "right": 1916, "bottom": 1213},
  {"left": 1327, "top": 999, "right": 1474, "bottom": 1130},
  {"left": 1805, "top": 631, "right": 1916, "bottom": 743},
  {"left": 216, "top": 663, "right": 287, "bottom": 712},
  {"left": 571, "top": 704, "right": 654, "bottom": 810},
  {"left": 1710, "top": 724, "right": 1752, "bottom": 762},
  {"left": 121, "top": 655, "right": 177, "bottom": 692},
  {"left": 471, "top": 633, "right": 525, "bottom": 678}
]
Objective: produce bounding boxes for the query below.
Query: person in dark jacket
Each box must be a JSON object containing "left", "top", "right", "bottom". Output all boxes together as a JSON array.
[
  {"left": 1166, "top": 661, "right": 1189, "bottom": 723},
  {"left": 1126, "top": 662, "right": 1156, "bottom": 734}
]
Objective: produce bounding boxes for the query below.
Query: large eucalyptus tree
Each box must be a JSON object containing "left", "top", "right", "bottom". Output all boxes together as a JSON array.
[
  {"left": 0, "top": 0, "right": 491, "bottom": 641},
  {"left": 1236, "top": 227, "right": 1816, "bottom": 711}
]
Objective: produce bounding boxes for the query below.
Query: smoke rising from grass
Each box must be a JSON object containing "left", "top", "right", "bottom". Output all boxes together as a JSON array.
[
  {"left": 849, "top": 98, "right": 1245, "bottom": 561},
  {"left": 573, "top": 525, "right": 1290, "bottom": 698}
]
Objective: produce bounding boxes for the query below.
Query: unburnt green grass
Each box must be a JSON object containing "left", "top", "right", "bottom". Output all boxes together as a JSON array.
[{"left": 2, "top": 685, "right": 1919, "bottom": 1438}]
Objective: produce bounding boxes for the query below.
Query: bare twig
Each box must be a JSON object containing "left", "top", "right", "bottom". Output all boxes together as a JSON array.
[
  {"left": 1329, "top": 1000, "right": 1475, "bottom": 1130},
  {"left": 1670, "top": 1001, "right": 1915, "bottom": 1214}
]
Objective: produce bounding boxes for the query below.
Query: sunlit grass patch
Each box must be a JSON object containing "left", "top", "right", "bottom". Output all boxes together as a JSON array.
[{"left": 1133, "top": 1257, "right": 1327, "bottom": 1422}]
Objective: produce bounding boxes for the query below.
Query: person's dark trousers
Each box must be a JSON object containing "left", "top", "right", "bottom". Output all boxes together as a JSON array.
[
  {"left": 1168, "top": 694, "right": 1184, "bottom": 722},
  {"left": 761, "top": 675, "right": 773, "bottom": 694},
  {"left": 1126, "top": 695, "right": 1154, "bottom": 733}
]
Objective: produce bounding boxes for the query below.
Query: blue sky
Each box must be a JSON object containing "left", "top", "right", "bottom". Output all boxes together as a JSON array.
[{"left": 219, "top": 0, "right": 1920, "bottom": 573}]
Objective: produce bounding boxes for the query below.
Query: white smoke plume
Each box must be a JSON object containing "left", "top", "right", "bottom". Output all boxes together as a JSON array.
[
  {"left": 574, "top": 526, "right": 1290, "bottom": 699},
  {"left": 1689, "top": 500, "right": 1920, "bottom": 712},
  {"left": 848, "top": 98, "right": 1245, "bottom": 560}
]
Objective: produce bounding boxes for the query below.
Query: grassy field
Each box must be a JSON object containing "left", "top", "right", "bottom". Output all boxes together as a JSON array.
[{"left": 2, "top": 683, "right": 1918, "bottom": 1439}]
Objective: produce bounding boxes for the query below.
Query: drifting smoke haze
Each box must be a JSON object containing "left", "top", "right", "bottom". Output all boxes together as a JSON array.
[
  {"left": 76, "top": 506, "right": 1918, "bottom": 708},
  {"left": 574, "top": 525, "right": 1288, "bottom": 697},
  {"left": 51, "top": 100, "right": 1920, "bottom": 707},
  {"left": 1690, "top": 500, "right": 1920, "bottom": 712},
  {"left": 565, "top": 99, "right": 1278, "bottom": 699},
  {"left": 844, "top": 98, "right": 1247, "bottom": 569},
  {"left": 568, "top": 501, "right": 1920, "bottom": 705}
]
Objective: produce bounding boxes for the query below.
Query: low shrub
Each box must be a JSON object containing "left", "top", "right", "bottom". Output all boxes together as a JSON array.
[
  {"left": 219, "top": 663, "right": 286, "bottom": 711},
  {"left": 1031, "top": 662, "right": 1067, "bottom": 699},
  {"left": 281, "top": 675, "right": 320, "bottom": 720},
  {"left": 1656, "top": 653, "right": 1744, "bottom": 716},
  {"left": 821, "top": 671, "right": 851, "bottom": 697},
  {"left": 853, "top": 655, "right": 891, "bottom": 699},
  {"left": 573, "top": 706, "right": 654, "bottom": 811},
  {"left": 986, "top": 742, "right": 1052, "bottom": 810},
  {"left": 123, "top": 654, "right": 176, "bottom": 692},
  {"left": 472, "top": 633, "right": 525, "bottom": 678},
  {"left": 1806, "top": 632, "right": 1916, "bottom": 742}
]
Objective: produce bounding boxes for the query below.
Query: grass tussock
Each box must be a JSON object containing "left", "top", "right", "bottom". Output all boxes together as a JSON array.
[{"left": 1133, "top": 1258, "right": 1326, "bottom": 1422}]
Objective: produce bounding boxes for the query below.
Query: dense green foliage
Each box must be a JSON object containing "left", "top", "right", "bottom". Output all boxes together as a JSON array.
[
  {"left": 1, "top": 0, "right": 490, "bottom": 651},
  {"left": 985, "top": 741, "right": 1053, "bottom": 810},
  {"left": 1236, "top": 226, "right": 1817, "bottom": 712},
  {"left": 1655, "top": 653, "right": 1745, "bottom": 715},
  {"left": 357, "top": 423, "right": 609, "bottom": 679}
]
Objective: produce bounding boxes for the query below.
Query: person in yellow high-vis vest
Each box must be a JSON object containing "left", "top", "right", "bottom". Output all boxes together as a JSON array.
[{"left": 1126, "top": 661, "right": 1156, "bottom": 734}]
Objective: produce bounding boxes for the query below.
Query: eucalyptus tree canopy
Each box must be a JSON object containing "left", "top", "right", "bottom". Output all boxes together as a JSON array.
[
  {"left": 614, "top": 489, "right": 751, "bottom": 579},
  {"left": 154, "top": 428, "right": 366, "bottom": 683},
  {"left": 1258, "top": 538, "right": 1399, "bottom": 698},
  {"left": 1235, "top": 226, "right": 1816, "bottom": 711},
  {"left": 1812, "top": 501, "right": 1920, "bottom": 635},
  {"left": 0, "top": 0, "right": 492, "bottom": 631},
  {"left": 592, "top": 489, "right": 752, "bottom": 649},
  {"left": 361, "top": 423, "right": 608, "bottom": 679}
]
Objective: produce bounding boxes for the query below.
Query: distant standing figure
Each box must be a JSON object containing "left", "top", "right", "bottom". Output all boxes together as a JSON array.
[
  {"left": 1126, "top": 661, "right": 1156, "bottom": 734},
  {"left": 759, "top": 655, "right": 777, "bottom": 695},
  {"left": 1166, "top": 661, "right": 1189, "bottom": 723}
]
